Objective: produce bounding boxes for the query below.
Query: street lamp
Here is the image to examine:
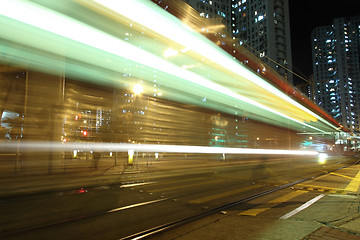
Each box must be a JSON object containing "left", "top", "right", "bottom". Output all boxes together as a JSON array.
[{"left": 133, "top": 83, "right": 143, "bottom": 95}]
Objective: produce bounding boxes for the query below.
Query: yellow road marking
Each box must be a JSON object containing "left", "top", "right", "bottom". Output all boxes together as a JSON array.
[
  {"left": 297, "top": 184, "right": 343, "bottom": 192},
  {"left": 240, "top": 208, "right": 271, "bottom": 216},
  {"left": 189, "top": 185, "right": 260, "bottom": 204},
  {"left": 345, "top": 170, "right": 360, "bottom": 192},
  {"left": 268, "top": 190, "right": 308, "bottom": 203},
  {"left": 238, "top": 190, "right": 307, "bottom": 216},
  {"left": 151, "top": 180, "right": 221, "bottom": 193},
  {"left": 330, "top": 172, "right": 354, "bottom": 180}
]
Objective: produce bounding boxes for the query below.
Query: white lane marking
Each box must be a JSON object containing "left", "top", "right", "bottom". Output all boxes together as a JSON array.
[
  {"left": 107, "top": 198, "right": 167, "bottom": 213},
  {"left": 120, "top": 182, "right": 156, "bottom": 188},
  {"left": 279, "top": 194, "right": 325, "bottom": 220}
]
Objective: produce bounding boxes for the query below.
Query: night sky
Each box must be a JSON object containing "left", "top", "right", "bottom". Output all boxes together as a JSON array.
[{"left": 288, "top": 0, "right": 359, "bottom": 85}]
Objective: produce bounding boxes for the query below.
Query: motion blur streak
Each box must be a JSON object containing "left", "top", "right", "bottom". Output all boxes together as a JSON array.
[
  {"left": 0, "top": 0, "right": 310, "bottom": 130},
  {"left": 0, "top": 0, "right": 341, "bottom": 132},
  {"left": 0, "top": 141, "right": 319, "bottom": 155},
  {"left": 0, "top": 1, "right": 358, "bottom": 239},
  {"left": 89, "top": 0, "right": 335, "bottom": 130},
  {"left": 107, "top": 198, "right": 168, "bottom": 213}
]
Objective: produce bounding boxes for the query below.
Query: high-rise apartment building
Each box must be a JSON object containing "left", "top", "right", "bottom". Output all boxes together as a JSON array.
[
  {"left": 231, "top": 0, "right": 293, "bottom": 82},
  {"left": 183, "top": 0, "right": 293, "bottom": 83},
  {"left": 312, "top": 16, "right": 360, "bottom": 131}
]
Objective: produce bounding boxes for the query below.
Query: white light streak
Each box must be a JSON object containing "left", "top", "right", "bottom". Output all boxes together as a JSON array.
[
  {"left": 120, "top": 182, "right": 156, "bottom": 188},
  {"left": 163, "top": 48, "right": 178, "bottom": 58},
  {"left": 91, "top": 0, "right": 338, "bottom": 130},
  {"left": 0, "top": 0, "right": 336, "bottom": 132},
  {"left": 0, "top": 141, "right": 319, "bottom": 156},
  {"left": 107, "top": 198, "right": 167, "bottom": 213}
]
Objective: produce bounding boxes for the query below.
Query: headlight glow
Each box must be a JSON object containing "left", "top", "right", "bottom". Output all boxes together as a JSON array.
[{"left": 318, "top": 153, "right": 328, "bottom": 164}]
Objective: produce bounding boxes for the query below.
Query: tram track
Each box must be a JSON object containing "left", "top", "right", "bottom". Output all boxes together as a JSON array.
[
  {"left": 1, "top": 160, "right": 358, "bottom": 240},
  {"left": 120, "top": 161, "right": 360, "bottom": 240},
  {"left": 1, "top": 184, "right": 290, "bottom": 239},
  {"left": 119, "top": 178, "right": 309, "bottom": 240}
]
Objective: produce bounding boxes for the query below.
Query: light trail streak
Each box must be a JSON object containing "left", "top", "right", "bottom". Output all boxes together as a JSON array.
[
  {"left": 120, "top": 182, "right": 156, "bottom": 188},
  {"left": 89, "top": 0, "right": 338, "bottom": 130},
  {"left": 0, "top": 0, "right": 326, "bottom": 132},
  {"left": 0, "top": 141, "right": 319, "bottom": 156},
  {"left": 107, "top": 198, "right": 168, "bottom": 213},
  {"left": 0, "top": 0, "right": 341, "bottom": 133}
]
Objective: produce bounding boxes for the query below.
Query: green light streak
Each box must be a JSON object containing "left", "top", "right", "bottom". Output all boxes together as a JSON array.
[
  {"left": 0, "top": 0, "right": 340, "bottom": 134},
  {"left": 91, "top": 0, "right": 337, "bottom": 130}
]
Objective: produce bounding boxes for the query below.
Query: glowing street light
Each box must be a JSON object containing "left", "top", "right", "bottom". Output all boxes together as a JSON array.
[{"left": 133, "top": 83, "right": 143, "bottom": 95}]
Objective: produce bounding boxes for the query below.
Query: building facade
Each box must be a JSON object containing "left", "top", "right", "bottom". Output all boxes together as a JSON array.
[
  {"left": 312, "top": 16, "right": 360, "bottom": 131},
  {"left": 231, "top": 0, "right": 293, "bottom": 83}
]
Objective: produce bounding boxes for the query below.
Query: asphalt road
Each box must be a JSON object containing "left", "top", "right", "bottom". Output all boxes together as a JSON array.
[{"left": 0, "top": 155, "right": 357, "bottom": 239}]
